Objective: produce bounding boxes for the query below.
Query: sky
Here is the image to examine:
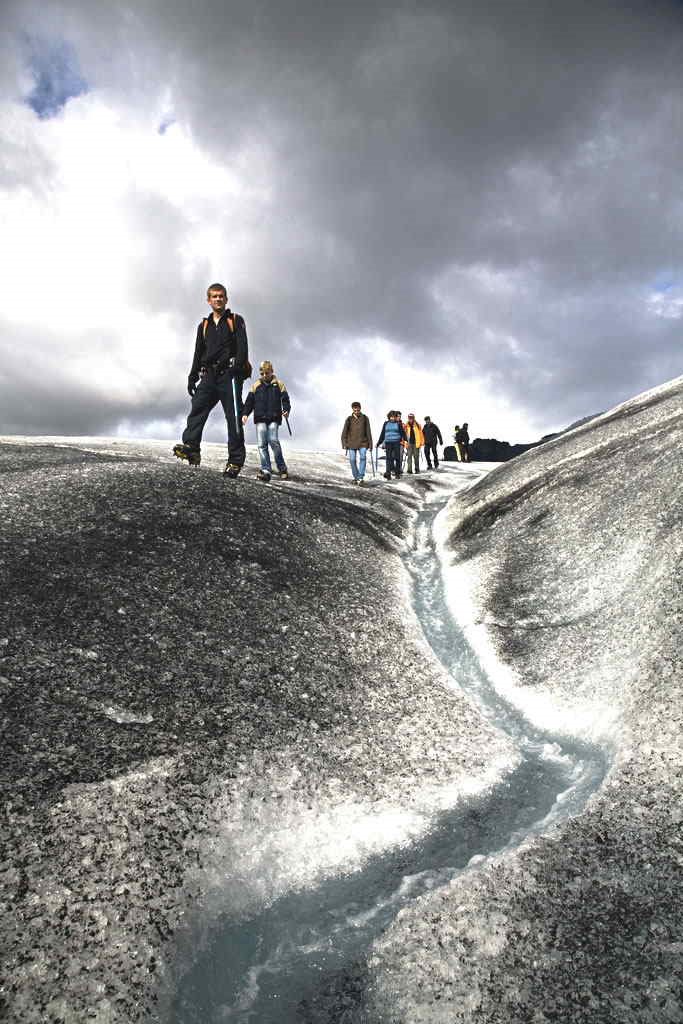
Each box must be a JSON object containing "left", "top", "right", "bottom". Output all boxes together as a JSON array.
[{"left": 1, "top": 0, "right": 681, "bottom": 450}]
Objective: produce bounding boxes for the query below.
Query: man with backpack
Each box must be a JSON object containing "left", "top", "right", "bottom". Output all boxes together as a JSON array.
[
  {"left": 173, "top": 282, "right": 250, "bottom": 477},
  {"left": 455, "top": 423, "right": 471, "bottom": 462},
  {"left": 341, "top": 401, "right": 373, "bottom": 484},
  {"left": 423, "top": 416, "right": 444, "bottom": 469}
]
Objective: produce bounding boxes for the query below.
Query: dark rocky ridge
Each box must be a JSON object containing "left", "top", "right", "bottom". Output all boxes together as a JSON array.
[{"left": 444, "top": 413, "right": 600, "bottom": 462}]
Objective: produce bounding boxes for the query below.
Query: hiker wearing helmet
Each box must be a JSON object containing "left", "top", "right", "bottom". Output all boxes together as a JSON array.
[
  {"left": 403, "top": 413, "right": 424, "bottom": 474},
  {"left": 242, "top": 360, "right": 291, "bottom": 481},
  {"left": 173, "top": 282, "right": 250, "bottom": 476}
]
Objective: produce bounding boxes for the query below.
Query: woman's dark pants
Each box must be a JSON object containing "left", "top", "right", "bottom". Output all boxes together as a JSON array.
[{"left": 385, "top": 441, "right": 402, "bottom": 476}]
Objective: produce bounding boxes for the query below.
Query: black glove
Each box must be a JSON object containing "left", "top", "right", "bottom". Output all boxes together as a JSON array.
[{"left": 188, "top": 378, "right": 198, "bottom": 397}]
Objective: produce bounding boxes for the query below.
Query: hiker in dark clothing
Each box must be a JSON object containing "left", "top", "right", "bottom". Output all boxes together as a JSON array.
[
  {"left": 173, "top": 282, "right": 250, "bottom": 476},
  {"left": 242, "top": 360, "right": 291, "bottom": 482},
  {"left": 422, "top": 416, "right": 443, "bottom": 469},
  {"left": 456, "top": 422, "right": 471, "bottom": 462},
  {"left": 341, "top": 401, "right": 373, "bottom": 484},
  {"left": 377, "top": 411, "right": 403, "bottom": 479}
]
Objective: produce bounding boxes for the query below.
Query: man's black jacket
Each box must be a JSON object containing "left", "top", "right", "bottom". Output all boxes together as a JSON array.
[
  {"left": 188, "top": 309, "right": 249, "bottom": 385},
  {"left": 423, "top": 421, "right": 443, "bottom": 446}
]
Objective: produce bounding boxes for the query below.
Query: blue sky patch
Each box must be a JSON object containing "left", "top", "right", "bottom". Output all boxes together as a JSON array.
[
  {"left": 651, "top": 271, "right": 677, "bottom": 293},
  {"left": 24, "top": 36, "right": 88, "bottom": 119}
]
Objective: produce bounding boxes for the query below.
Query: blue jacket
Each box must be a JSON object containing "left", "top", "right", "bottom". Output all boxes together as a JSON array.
[
  {"left": 243, "top": 377, "right": 291, "bottom": 424},
  {"left": 377, "top": 420, "right": 402, "bottom": 445}
]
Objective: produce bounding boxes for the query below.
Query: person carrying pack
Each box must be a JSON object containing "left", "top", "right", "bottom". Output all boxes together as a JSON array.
[
  {"left": 377, "top": 411, "right": 403, "bottom": 479},
  {"left": 453, "top": 424, "right": 463, "bottom": 461},
  {"left": 341, "top": 402, "right": 373, "bottom": 484},
  {"left": 454, "top": 423, "right": 471, "bottom": 462},
  {"left": 459, "top": 422, "right": 471, "bottom": 462},
  {"left": 242, "top": 360, "right": 291, "bottom": 482},
  {"left": 423, "top": 416, "right": 443, "bottom": 469},
  {"left": 173, "top": 282, "right": 251, "bottom": 476},
  {"left": 403, "top": 413, "right": 424, "bottom": 474}
]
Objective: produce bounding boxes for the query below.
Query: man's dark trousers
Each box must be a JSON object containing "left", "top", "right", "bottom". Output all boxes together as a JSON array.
[
  {"left": 182, "top": 369, "right": 245, "bottom": 466},
  {"left": 425, "top": 442, "right": 439, "bottom": 468}
]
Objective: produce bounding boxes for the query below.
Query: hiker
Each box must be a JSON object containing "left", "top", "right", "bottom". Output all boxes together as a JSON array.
[
  {"left": 395, "top": 410, "right": 406, "bottom": 471},
  {"left": 455, "top": 423, "right": 471, "bottom": 462},
  {"left": 377, "top": 410, "right": 403, "bottom": 479},
  {"left": 423, "top": 416, "right": 443, "bottom": 469},
  {"left": 403, "top": 413, "right": 424, "bottom": 474},
  {"left": 173, "top": 283, "right": 250, "bottom": 476},
  {"left": 453, "top": 424, "right": 463, "bottom": 461},
  {"left": 242, "top": 360, "right": 291, "bottom": 481},
  {"left": 341, "top": 401, "right": 373, "bottom": 485},
  {"left": 460, "top": 422, "right": 471, "bottom": 462}
]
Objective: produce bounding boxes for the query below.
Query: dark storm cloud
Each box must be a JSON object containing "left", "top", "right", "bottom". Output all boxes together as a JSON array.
[
  {"left": 150, "top": 0, "right": 683, "bottom": 419},
  {"left": 3, "top": 0, "right": 682, "bottom": 437}
]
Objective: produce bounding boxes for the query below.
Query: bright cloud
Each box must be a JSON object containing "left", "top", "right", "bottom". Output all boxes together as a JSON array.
[{"left": 1, "top": 1, "right": 682, "bottom": 447}]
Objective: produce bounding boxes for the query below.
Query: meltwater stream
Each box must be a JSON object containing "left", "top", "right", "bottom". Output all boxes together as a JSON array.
[{"left": 172, "top": 497, "right": 608, "bottom": 1023}]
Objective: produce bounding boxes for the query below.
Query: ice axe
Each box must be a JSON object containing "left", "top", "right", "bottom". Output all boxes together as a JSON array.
[
  {"left": 284, "top": 415, "right": 292, "bottom": 436},
  {"left": 231, "top": 370, "right": 243, "bottom": 439}
]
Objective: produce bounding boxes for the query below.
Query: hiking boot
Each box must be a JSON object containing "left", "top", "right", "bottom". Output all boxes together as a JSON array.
[
  {"left": 256, "top": 469, "right": 271, "bottom": 482},
  {"left": 173, "top": 443, "right": 201, "bottom": 466},
  {"left": 278, "top": 470, "right": 289, "bottom": 480},
  {"left": 357, "top": 478, "right": 365, "bottom": 486},
  {"left": 223, "top": 463, "right": 241, "bottom": 479},
  {"left": 383, "top": 472, "right": 391, "bottom": 479}
]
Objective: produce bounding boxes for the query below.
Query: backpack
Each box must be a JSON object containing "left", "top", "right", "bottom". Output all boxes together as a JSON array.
[{"left": 202, "top": 314, "right": 253, "bottom": 378}]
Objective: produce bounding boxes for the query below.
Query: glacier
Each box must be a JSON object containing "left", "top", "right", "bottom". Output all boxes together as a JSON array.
[{"left": 1, "top": 373, "right": 681, "bottom": 1022}]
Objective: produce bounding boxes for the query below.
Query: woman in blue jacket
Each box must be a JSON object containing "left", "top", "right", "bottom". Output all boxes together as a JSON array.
[{"left": 377, "top": 410, "right": 403, "bottom": 479}]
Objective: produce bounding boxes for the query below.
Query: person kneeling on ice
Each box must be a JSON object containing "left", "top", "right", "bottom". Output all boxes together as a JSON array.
[
  {"left": 173, "top": 282, "right": 250, "bottom": 476},
  {"left": 242, "top": 360, "right": 291, "bottom": 481},
  {"left": 376, "top": 410, "right": 403, "bottom": 479},
  {"left": 341, "top": 401, "right": 373, "bottom": 485}
]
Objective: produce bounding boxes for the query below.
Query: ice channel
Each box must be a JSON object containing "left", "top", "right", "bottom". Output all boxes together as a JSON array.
[{"left": 172, "top": 497, "right": 608, "bottom": 1023}]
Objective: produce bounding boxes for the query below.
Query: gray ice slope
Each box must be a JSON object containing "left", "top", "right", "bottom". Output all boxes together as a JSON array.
[
  {"left": 368, "top": 376, "right": 683, "bottom": 1023},
  {"left": 0, "top": 438, "right": 513, "bottom": 1022}
]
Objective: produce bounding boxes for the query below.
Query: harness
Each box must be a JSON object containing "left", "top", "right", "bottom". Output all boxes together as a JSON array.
[{"left": 200, "top": 314, "right": 252, "bottom": 378}]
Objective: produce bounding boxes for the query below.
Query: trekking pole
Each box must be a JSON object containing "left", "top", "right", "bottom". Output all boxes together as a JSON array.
[
  {"left": 370, "top": 446, "right": 376, "bottom": 478},
  {"left": 232, "top": 373, "right": 243, "bottom": 439},
  {"left": 284, "top": 416, "right": 292, "bottom": 436}
]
